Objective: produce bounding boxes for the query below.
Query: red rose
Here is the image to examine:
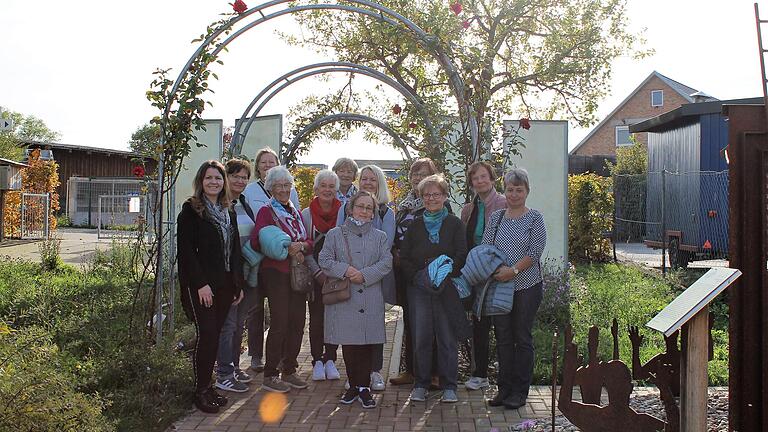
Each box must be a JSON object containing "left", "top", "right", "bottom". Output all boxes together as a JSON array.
[
  {"left": 232, "top": 0, "right": 248, "bottom": 14},
  {"left": 520, "top": 118, "right": 531, "bottom": 130},
  {"left": 462, "top": 20, "right": 470, "bottom": 29},
  {"left": 408, "top": 122, "right": 417, "bottom": 129},
  {"left": 392, "top": 104, "right": 402, "bottom": 115},
  {"left": 449, "top": 2, "right": 463, "bottom": 15},
  {"left": 133, "top": 166, "right": 146, "bottom": 178}
]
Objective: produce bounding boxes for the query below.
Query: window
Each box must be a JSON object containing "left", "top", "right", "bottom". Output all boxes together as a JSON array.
[
  {"left": 615, "top": 126, "right": 632, "bottom": 146},
  {"left": 651, "top": 90, "right": 663, "bottom": 107}
]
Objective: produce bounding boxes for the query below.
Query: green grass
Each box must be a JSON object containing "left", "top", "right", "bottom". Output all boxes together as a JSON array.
[{"left": 0, "top": 249, "right": 194, "bottom": 432}]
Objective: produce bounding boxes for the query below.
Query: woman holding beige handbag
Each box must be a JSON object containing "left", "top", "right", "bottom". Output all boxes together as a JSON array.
[{"left": 319, "top": 191, "right": 392, "bottom": 409}]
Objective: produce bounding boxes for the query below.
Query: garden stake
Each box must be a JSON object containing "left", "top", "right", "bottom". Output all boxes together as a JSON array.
[{"left": 552, "top": 330, "right": 558, "bottom": 432}]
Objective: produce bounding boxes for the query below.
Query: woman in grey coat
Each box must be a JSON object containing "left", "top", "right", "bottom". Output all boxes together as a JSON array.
[{"left": 319, "top": 191, "right": 393, "bottom": 409}]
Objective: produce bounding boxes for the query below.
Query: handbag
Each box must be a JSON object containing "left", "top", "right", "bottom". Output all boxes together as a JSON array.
[
  {"left": 267, "top": 206, "right": 313, "bottom": 294},
  {"left": 290, "top": 256, "right": 314, "bottom": 293},
  {"left": 322, "top": 228, "right": 353, "bottom": 305}
]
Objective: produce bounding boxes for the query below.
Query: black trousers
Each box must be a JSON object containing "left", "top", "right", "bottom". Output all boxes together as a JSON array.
[
  {"left": 188, "top": 273, "right": 234, "bottom": 393},
  {"left": 342, "top": 344, "right": 374, "bottom": 388},
  {"left": 308, "top": 281, "right": 338, "bottom": 364},
  {"left": 262, "top": 268, "right": 307, "bottom": 378},
  {"left": 246, "top": 290, "right": 266, "bottom": 360},
  {"left": 471, "top": 315, "right": 492, "bottom": 378}
]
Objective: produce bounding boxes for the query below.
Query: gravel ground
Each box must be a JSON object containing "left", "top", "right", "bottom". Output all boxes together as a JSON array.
[{"left": 509, "top": 388, "right": 728, "bottom": 431}]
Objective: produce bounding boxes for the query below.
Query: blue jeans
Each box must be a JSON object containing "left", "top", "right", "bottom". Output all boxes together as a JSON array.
[
  {"left": 492, "top": 282, "right": 543, "bottom": 399},
  {"left": 216, "top": 287, "right": 258, "bottom": 378}
]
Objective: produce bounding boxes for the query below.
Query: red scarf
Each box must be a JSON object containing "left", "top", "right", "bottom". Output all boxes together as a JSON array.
[{"left": 309, "top": 196, "right": 341, "bottom": 236}]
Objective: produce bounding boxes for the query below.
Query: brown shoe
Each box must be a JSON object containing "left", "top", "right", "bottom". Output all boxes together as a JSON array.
[
  {"left": 429, "top": 376, "right": 440, "bottom": 391},
  {"left": 389, "top": 371, "right": 414, "bottom": 385}
]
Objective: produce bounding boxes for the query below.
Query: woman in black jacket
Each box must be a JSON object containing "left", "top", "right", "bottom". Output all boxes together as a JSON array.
[
  {"left": 178, "top": 160, "right": 245, "bottom": 414},
  {"left": 399, "top": 174, "right": 468, "bottom": 404}
]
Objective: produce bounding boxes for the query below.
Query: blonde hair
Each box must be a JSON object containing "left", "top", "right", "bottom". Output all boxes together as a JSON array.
[
  {"left": 254, "top": 147, "right": 279, "bottom": 178},
  {"left": 359, "top": 165, "right": 391, "bottom": 204}
]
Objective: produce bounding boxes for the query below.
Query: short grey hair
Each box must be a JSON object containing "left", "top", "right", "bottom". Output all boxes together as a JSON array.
[
  {"left": 332, "top": 158, "right": 359, "bottom": 178},
  {"left": 313, "top": 169, "right": 340, "bottom": 191},
  {"left": 264, "top": 165, "right": 294, "bottom": 192},
  {"left": 503, "top": 167, "right": 530, "bottom": 192},
  {"left": 417, "top": 174, "right": 450, "bottom": 197}
]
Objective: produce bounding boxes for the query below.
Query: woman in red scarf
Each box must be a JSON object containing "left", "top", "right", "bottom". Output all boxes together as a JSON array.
[{"left": 301, "top": 169, "right": 343, "bottom": 381}]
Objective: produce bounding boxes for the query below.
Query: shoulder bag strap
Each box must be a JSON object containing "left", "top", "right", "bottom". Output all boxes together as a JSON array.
[
  {"left": 492, "top": 211, "right": 502, "bottom": 244},
  {"left": 341, "top": 228, "right": 353, "bottom": 264}
]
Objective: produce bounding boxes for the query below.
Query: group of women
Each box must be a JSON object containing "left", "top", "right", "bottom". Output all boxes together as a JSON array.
[{"left": 177, "top": 150, "right": 547, "bottom": 413}]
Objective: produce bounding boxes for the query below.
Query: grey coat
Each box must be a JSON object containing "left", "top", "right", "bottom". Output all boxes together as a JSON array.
[{"left": 319, "top": 219, "right": 393, "bottom": 345}]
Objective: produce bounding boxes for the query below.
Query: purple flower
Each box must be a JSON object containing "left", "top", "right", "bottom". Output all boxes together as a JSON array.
[{"left": 520, "top": 420, "right": 536, "bottom": 430}]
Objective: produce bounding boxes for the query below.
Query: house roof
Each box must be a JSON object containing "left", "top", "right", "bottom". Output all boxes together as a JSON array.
[
  {"left": 0, "top": 158, "right": 28, "bottom": 168},
  {"left": 630, "top": 97, "right": 763, "bottom": 133},
  {"left": 569, "top": 71, "right": 715, "bottom": 155},
  {"left": 19, "top": 141, "right": 152, "bottom": 160}
]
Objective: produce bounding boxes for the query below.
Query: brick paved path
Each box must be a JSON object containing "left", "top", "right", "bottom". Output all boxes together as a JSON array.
[{"left": 168, "top": 306, "right": 653, "bottom": 432}]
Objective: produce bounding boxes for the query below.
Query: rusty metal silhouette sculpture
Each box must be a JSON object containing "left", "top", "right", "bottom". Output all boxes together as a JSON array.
[
  {"left": 559, "top": 325, "right": 667, "bottom": 432},
  {"left": 629, "top": 325, "right": 681, "bottom": 397}
]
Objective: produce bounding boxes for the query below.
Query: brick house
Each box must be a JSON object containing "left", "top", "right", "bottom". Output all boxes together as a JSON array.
[{"left": 569, "top": 71, "right": 716, "bottom": 173}]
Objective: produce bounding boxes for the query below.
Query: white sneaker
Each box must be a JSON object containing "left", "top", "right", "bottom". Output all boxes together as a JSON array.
[
  {"left": 325, "top": 360, "right": 341, "bottom": 380},
  {"left": 370, "top": 371, "right": 385, "bottom": 391},
  {"left": 344, "top": 379, "right": 350, "bottom": 390},
  {"left": 464, "top": 376, "right": 490, "bottom": 390},
  {"left": 312, "top": 361, "right": 326, "bottom": 381}
]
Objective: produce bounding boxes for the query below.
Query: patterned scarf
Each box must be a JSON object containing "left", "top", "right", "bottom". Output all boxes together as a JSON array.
[
  {"left": 204, "top": 196, "right": 233, "bottom": 271},
  {"left": 309, "top": 196, "right": 341, "bottom": 236},
  {"left": 337, "top": 184, "right": 358, "bottom": 203},
  {"left": 347, "top": 216, "right": 367, "bottom": 227},
  {"left": 397, "top": 190, "right": 423, "bottom": 212},
  {"left": 269, "top": 197, "right": 307, "bottom": 241},
  {"left": 423, "top": 207, "right": 448, "bottom": 244}
]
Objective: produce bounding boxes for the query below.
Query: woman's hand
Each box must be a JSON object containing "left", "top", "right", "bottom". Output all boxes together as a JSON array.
[
  {"left": 345, "top": 266, "right": 363, "bottom": 283},
  {"left": 198, "top": 285, "right": 214, "bottom": 308},
  {"left": 288, "top": 241, "right": 304, "bottom": 256},
  {"left": 493, "top": 266, "right": 516, "bottom": 282},
  {"left": 232, "top": 290, "right": 244, "bottom": 305}
]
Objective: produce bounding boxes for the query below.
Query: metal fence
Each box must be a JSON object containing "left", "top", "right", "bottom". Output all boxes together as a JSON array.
[
  {"left": 21, "top": 193, "right": 50, "bottom": 239},
  {"left": 97, "top": 194, "right": 153, "bottom": 240},
  {"left": 66, "top": 177, "right": 157, "bottom": 228},
  {"left": 613, "top": 170, "right": 729, "bottom": 270}
]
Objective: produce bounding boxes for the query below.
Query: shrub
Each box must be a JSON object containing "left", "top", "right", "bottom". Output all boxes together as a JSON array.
[
  {"left": 0, "top": 324, "right": 113, "bottom": 432},
  {"left": 290, "top": 166, "right": 320, "bottom": 209},
  {"left": 608, "top": 140, "right": 648, "bottom": 242},
  {"left": 38, "top": 235, "right": 62, "bottom": 271},
  {"left": 568, "top": 173, "right": 613, "bottom": 262}
]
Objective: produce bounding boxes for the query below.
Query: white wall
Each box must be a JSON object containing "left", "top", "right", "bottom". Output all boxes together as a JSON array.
[
  {"left": 239, "top": 114, "right": 282, "bottom": 184},
  {"left": 172, "top": 119, "right": 223, "bottom": 218},
  {"left": 504, "top": 120, "right": 568, "bottom": 268}
]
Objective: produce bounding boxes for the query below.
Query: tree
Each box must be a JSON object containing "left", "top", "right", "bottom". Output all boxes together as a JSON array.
[
  {"left": 0, "top": 110, "right": 60, "bottom": 160},
  {"left": 128, "top": 123, "right": 162, "bottom": 157},
  {"left": 282, "top": 0, "right": 646, "bottom": 191}
]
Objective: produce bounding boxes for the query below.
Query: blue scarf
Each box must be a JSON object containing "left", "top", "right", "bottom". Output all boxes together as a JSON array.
[
  {"left": 423, "top": 207, "right": 448, "bottom": 244},
  {"left": 269, "top": 197, "right": 307, "bottom": 241}
]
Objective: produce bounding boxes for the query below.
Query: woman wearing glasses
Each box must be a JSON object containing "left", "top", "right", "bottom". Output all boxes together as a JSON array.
[
  {"left": 335, "top": 164, "right": 394, "bottom": 391},
  {"left": 319, "top": 191, "right": 393, "bottom": 408},
  {"left": 399, "top": 174, "right": 467, "bottom": 404},
  {"left": 250, "top": 166, "right": 312, "bottom": 394}
]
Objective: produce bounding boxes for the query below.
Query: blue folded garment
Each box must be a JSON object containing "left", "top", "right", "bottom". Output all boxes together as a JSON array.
[
  {"left": 451, "top": 276, "right": 471, "bottom": 299},
  {"left": 428, "top": 255, "right": 453, "bottom": 289},
  {"left": 258, "top": 225, "right": 291, "bottom": 260}
]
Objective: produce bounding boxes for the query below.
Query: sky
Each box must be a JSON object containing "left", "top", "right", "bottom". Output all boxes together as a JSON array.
[{"left": 0, "top": 0, "right": 764, "bottom": 167}]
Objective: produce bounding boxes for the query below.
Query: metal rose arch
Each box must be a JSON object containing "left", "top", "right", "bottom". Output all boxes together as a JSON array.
[
  {"left": 231, "top": 61, "right": 442, "bottom": 158},
  {"left": 153, "top": 0, "right": 479, "bottom": 341},
  {"left": 285, "top": 113, "right": 416, "bottom": 163}
]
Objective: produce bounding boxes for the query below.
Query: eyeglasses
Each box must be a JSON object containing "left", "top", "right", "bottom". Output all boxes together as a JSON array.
[
  {"left": 272, "top": 183, "right": 292, "bottom": 190},
  {"left": 231, "top": 175, "right": 249, "bottom": 182},
  {"left": 422, "top": 192, "right": 444, "bottom": 200},
  {"left": 353, "top": 204, "right": 375, "bottom": 212}
]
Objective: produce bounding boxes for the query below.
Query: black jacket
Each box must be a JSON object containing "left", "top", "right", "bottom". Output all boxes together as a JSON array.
[
  {"left": 177, "top": 201, "right": 245, "bottom": 314},
  {"left": 399, "top": 214, "right": 467, "bottom": 284}
]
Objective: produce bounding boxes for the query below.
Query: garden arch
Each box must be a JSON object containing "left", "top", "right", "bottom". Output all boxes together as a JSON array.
[
  {"left": 231, "top": 62, "right": 441, "bottom": 156},
  {"left": 285, "top": 112, "right": 416, "bottom": 163},
  {"left": 155, "top": 0, "right": 479, "bottom": 340}
]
